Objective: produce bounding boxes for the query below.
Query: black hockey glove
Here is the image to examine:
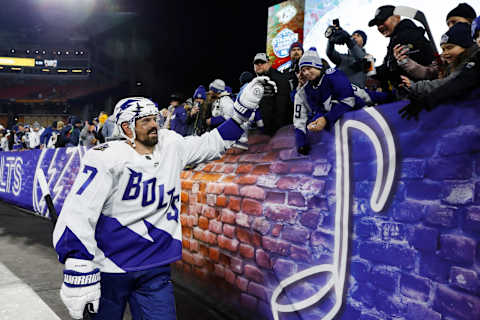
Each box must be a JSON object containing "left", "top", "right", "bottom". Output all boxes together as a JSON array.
[
  {"left": 262, "top": 80, "right": 277, "bottom": 97},
  {"left": 297, "top": 145, "right": 311, "bottom": 155}
]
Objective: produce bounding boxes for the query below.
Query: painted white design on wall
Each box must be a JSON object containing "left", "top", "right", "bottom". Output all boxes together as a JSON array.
[{"left": 270, "top": 107, "right": 396, "bottom": 319}]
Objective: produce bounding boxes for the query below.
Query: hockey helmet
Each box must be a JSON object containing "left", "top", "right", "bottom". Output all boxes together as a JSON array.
[{"left": 113, "top": 97, "right": 159, "bottom": 146}]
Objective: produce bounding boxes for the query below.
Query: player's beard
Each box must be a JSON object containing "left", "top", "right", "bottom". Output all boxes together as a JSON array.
[{"left": 137, "top": 128, "right": 158, "bottom": 147}]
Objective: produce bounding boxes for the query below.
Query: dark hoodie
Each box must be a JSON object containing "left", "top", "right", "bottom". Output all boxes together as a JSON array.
[{"left": 374, "top": 19, "right": 435, "bottom": 89}]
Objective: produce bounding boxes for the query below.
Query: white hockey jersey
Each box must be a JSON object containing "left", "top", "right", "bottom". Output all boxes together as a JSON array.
[{"left": 53, "top": 128, "right": 234, "bottom": 273}]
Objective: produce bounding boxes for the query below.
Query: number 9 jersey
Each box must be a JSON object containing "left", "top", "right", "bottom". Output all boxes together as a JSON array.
[{"left": 53, "top": 128, "right": 232, "bottom": 273}]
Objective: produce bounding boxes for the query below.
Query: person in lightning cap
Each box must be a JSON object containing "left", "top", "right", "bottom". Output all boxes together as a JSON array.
[{"left": 53, "top": 77, "right": 277, "bottom": 319}]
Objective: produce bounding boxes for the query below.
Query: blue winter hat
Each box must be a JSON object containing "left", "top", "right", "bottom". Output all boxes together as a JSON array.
[
  {"left": 239, "top": 71, "right": 254, "bottom": 85},
  {"left": 299, "top": 47, "right": 323, "bottom": 70},
  {"left": 193, "top": 85, "right": 206, "bottom": 100},
  {"left": 289, "top": 41, "right": 304, "bottom": 54},
  {"left": 441, "top": 22, "right": 474, "bottom": 48},
  {"left": 353, "top": 30, "right": 367, "bottom": 46}
]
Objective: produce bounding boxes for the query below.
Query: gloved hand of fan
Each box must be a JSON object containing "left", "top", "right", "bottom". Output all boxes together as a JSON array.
[
  {"left": 398, "top": 99, "right": 424, "bottom": 121},
  {"left": 331, "top": 29, "right": 351, "bottom": 45},
  {"left": 233, "top": 76, "right": 277, "bottom": 123},
  {"left": 60, "top": 258, "right": 101, "bottom": 319},
  {"left": 297, "top": 144, "right": 311, "bottom": 155}
]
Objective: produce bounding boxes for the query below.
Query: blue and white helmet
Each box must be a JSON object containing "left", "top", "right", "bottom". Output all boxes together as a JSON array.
[{"left": 113, "top": 97, "right": 159, "bottom": 146}]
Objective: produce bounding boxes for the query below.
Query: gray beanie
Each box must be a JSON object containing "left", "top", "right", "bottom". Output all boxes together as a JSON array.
[
  {"left": 299, "top": 47, "right": 323, "bottom": 70},
  {"left": 209, "top": 79, "right": 225, "bottom": 93}
]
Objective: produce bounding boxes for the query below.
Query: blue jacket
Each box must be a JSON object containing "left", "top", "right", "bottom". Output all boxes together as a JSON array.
[
  {"left": 40, "top": 126, "right": 54, "bottom": 145},
  {"left": 293, "top": 68, "right": 365, "bottom": 148},
  {"left": 170, "top": 105, "right": 188, "bottom": 136}
]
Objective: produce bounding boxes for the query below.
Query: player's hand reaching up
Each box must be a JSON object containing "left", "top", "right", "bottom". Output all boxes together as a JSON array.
[{"left": 233, "top": 76, "right": 277, "bottom": 123}]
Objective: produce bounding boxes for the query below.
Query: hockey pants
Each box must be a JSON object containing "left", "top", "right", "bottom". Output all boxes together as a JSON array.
[{"left": 91, "top": 265, "right": 176, "bottom": 320}]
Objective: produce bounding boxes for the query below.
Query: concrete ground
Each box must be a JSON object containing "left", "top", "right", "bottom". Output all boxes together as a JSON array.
[{"left": 0, "top": 201, "right": 252, "bottom": 320}]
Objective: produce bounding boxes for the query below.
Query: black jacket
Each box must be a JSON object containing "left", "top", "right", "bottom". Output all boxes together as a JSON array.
[
  {"left": 258, "top": 67, "right": 292, "bottom": 136},
  {"left": 375, "top": 19, "right": 435, "bottom": 88},
  {"left": 426, "top": 47, "right": 480, "bottom": 108}
]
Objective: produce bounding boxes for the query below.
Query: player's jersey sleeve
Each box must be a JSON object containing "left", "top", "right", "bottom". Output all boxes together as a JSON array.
[
  {"left": 324, "top": 69, "right": 359, "bottom": 129},
  {"left": 53, "top": 149, "right": 114, "bottom": 264},
  {"left": 174, "top": 118, "right": 242, "bottom": 167}
]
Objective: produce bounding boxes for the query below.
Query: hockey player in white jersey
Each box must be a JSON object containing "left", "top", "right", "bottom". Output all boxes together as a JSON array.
[{"left": 53, "top": 77, "right": 276, "bottom": 320}]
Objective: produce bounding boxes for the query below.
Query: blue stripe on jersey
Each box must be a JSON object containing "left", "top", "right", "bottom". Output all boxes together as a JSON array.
[
  {"left": 55, "top": 227, "right": 95, "bottom": 263},
  {"left": 210, "top": 115, "right": 226, "bottom": 127},
  {"left": 95, "top": 214, "right": 182, "bottom": 271},
  {"left": 216, "top": 119, "right": 243, "bottom": 141}
]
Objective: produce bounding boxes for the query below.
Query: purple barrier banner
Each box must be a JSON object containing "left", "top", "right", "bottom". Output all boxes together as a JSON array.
[{"left": 0, "top": 146, "right": 87, "bottom": 218}]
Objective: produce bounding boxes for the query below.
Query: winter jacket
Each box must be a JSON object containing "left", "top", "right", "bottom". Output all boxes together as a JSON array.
[
  {"left": 293, "top": 68, "right": 365, "bottom": 149},
  {"left": 101, "top": 115, "right": 116, "bottom": 139},
  {"left": 27, "top": 128, "right": 45, "bottom": 149},
  {"left": 326, "top": 38, "right": 368, "bottom": 88},
  {"left": 170, "top": 105, "right": 188, "bottom": 136},
  {"left": 257, "top": 67, "right": 293, "bottom": 136},
  {"left": 411, "top": 45, "right": 480, "bottom": 104},
  {"left": 40, "top": 126, "right": 55, "bottom": 146},
  {"left": 409, "top": 45, "right": 480, "bottom": 97},
  {"left": 397, "top": 58, "right": 440, "bottom": 80},
  {"left": 374, "top": 19, "right": 435, "bottom": 89},
  {"left": 80, "top": 126, "right": 100, "bottom": 148},
  {"left": 282, "top": 59, "right": 300, "bottom": 94}
]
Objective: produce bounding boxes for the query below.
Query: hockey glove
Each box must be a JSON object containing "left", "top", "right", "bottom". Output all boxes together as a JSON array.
[
  {"left": 233, "top": 76, "right": 277, "bottom": 124},
  {"left": 297, "top": 145, "right": 311, "bottom": 155},
  {"left": 60, "top": 258, "right": 101, "bottom": 319}
]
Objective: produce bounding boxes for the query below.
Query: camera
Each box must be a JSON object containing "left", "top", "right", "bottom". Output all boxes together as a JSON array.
[{"left": 325, "top": 19, "right": 340, "bottom": 39}]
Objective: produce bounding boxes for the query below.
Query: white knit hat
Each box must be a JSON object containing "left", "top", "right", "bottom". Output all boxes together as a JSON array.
[
  {"left": 209, "top": 79, "right": 225, "bottom": 93},
  {"left": 299, "top": 47, "right": 323, "bottom": 70}
]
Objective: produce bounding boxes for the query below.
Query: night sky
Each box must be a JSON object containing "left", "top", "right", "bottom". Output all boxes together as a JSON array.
[
  {"left": 134, "top": 0, "right": 283, "bottom": 105},
  {"left": 0, "top": 0, "right": 285, "bottom": 107}
]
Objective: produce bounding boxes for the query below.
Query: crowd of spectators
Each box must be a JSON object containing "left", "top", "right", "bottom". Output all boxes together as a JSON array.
[
  {"left": 0, "top": 111, "right": 109, "bottom": 151},
  {"left": 0, "top": 3, "right": 479, "bottom": 155}
]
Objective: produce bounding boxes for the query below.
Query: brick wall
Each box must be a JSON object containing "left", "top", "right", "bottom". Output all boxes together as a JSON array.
[{"left": 174, "top": 100, "right": 480, "bottom": 320}]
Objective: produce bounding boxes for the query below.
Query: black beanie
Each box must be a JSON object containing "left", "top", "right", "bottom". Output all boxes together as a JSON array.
[
  {"left": 239, "top": 71, "right": 255, "bottom": 85},
  {"left": 440, "top": 22, "right": 474, "bottom": 48},
  {"left": 446, "top": 3, "right": 477, "bottom": 22}
]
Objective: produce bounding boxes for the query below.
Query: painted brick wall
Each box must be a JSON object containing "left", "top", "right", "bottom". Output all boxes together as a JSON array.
[{"left": 174, "top": 99, "right": 480, "bottom": 320}]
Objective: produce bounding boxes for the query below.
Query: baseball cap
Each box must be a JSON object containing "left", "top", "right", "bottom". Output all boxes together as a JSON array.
[
  {"left": 253, "top": 53, "right": 269, "bottom": 64},
  {"left": 368, "top": 5, "right": 395, "bottom": 27}
]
